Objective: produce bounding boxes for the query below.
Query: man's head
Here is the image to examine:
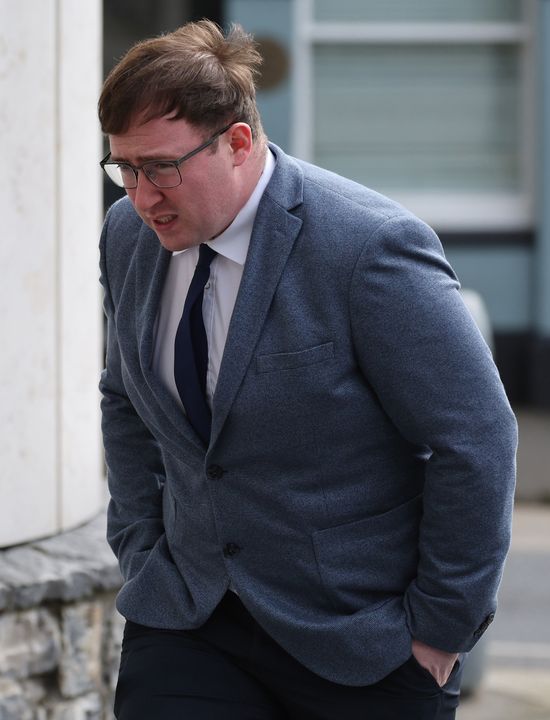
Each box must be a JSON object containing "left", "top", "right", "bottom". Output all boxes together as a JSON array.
[
  {"left": 99, "top": 21, "right": 267, "bottom": 251},
  {"left": 99, "top": 20, "right": 264, "bottom": 140}
]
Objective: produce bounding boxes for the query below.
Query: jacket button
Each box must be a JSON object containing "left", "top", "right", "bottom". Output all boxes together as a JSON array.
[
  {"left": 474, "top": 612, "right": 496, "bottom": 638},
  {"left": 223, "top": 543, "right": 241, "bottom": 558},
  {"left": 207, "top": 464, "right": 224, "bottom": 480}
]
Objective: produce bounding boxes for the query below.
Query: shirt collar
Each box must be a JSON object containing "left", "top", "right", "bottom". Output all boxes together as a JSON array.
[{"left": 173, "top": 148, "right": 275, "bottom": 265}]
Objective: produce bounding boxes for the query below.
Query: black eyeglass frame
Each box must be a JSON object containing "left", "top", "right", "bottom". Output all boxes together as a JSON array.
[{"left": 100, "top": 121, "right": 235, "bottom": 189}]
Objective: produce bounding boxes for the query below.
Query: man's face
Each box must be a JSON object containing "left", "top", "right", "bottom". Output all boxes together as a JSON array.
[{"left": 108, "top": 115, "right": 244, "bottom": 251}]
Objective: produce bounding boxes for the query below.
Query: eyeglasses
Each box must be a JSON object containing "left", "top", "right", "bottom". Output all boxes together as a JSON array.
[{"left": 100, "top": 122, "right": 235, "bottom": 189}]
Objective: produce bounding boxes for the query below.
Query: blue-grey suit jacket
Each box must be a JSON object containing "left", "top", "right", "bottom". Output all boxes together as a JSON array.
[{"left": 99, "top": 144, "right": 517, "bottom": 686}]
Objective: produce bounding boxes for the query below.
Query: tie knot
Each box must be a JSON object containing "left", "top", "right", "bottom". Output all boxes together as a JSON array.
[{"left": 197, "top": 243, "right": 217, "bottom": 269}]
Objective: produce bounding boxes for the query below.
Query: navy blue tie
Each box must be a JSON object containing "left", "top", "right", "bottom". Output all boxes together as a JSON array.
[{"left": 174, "top": 244, "right": 217, "bottom": 445}]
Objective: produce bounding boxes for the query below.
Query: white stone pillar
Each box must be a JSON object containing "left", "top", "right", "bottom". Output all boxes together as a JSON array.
[{"left": 0, "top": 0, "right": 104, "bottom": 546}]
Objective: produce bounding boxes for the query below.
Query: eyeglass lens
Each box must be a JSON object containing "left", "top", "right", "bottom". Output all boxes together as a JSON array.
[{"left": 105, "top": 162, "right": 181, "bottom": 189}]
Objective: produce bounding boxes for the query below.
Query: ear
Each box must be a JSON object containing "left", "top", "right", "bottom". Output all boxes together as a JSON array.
[{"left": 227, "top": 123, "right": 253, "bottom": 166}]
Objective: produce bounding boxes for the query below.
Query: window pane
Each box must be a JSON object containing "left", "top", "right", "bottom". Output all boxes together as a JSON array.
[
  {"left": 313, "top": 0, "right": 522, "bottom": 23},
  {"left": 313, "top": 45, "right": 520, "bottom": 193}
]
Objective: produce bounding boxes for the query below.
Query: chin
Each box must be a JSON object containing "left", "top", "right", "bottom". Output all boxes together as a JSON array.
[{"left": 157, "top": 233, "right": 198, "bottom": 252}]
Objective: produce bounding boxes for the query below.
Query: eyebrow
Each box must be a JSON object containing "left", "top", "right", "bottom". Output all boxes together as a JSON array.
[{"left": 109, "top": 153, "right": 177, "bottom": 164}]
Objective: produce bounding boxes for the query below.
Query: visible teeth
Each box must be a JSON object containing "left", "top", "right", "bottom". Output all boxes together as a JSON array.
[{"left": 157, "top": 215, "right": 175, "bottom": 224}]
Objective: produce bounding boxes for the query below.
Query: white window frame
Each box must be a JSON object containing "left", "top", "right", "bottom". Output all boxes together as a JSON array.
[{"left": 291, "top": 0, "right": 536, "bottom": 232}]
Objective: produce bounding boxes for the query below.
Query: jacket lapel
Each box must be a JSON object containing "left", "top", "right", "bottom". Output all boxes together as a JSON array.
[
  {"left": 135, "top": 223, "right": 170, "bottom": 372},
  {"left": 132, "top": 224, "right": 206, "bottom": 457},
  {"left": 211, "top": 146, "right": 304, "bottom": 444}
]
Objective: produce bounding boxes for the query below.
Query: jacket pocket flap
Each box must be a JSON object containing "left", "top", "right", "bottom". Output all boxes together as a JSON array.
[
  {"left": 312, "top": 493, "right": 423, "bottom": 611},
  {"left": 256, "top": 342, "right": 334, "bottom": 373}
]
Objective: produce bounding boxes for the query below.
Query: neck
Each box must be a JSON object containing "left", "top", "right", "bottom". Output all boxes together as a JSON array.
[
  {"left": 231, "top": 143, "right": 265, "bottom": 213},
  {"left": 210, "top": 144, "right": 268, "bottom": 241},
  {"left": 244, "top": 141, "right": 268, "bottom": 196}
]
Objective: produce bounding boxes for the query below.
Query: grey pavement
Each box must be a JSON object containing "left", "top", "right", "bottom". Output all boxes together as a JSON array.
[{"left": 458, "top": 408, "right": 550, "bottom": 720}]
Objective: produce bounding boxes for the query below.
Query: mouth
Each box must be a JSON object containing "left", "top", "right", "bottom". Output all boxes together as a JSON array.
[{"left": 151, "top": 214, "right": 177, "bottom": 229}]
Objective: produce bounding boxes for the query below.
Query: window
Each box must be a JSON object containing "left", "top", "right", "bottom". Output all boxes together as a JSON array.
[{"left": 292, "top": 0, "right": 534, "bottom": 231}]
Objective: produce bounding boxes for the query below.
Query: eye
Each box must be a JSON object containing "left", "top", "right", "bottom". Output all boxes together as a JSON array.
[
  {"left": 118, "top": 164, "right": 137, "bottom": 182},
  {"left": 146, "top": 161, "right": 176, "bottom": 177}
]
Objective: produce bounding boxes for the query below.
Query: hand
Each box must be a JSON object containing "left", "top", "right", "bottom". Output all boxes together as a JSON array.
[{"left": 411, "top": 639, "right": 459, "bottom": 687}]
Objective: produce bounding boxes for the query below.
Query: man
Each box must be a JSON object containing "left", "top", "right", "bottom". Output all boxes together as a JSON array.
[{"left": 98, "top": 20, "right": 517, "bottom": 720}]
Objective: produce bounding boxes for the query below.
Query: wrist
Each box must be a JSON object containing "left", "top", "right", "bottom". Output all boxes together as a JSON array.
[{"left": 411, "top": 639, "right": 459, "bottom": 687}]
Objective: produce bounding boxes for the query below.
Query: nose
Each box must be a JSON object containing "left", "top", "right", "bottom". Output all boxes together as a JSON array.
[{"left": 129, "top": 171, "right": 164, "bottom": 214}]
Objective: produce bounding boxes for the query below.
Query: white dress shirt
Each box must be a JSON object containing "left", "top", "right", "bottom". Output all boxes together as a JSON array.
[{"left": 152, "top": 148, "right": 275, "bottom": 408}]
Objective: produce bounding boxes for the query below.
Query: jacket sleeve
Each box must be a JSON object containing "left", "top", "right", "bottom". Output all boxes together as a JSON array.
[
  {"left": 349, "top": 213, "right": 518, "bottom": 653},
  {"left": 99, "top": 206, "right": 166, "bottom": 582}
]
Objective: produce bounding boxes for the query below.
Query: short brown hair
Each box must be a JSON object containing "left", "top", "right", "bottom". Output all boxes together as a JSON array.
[{"left": 98, "top": 20, "right": 264, "bottom": 139}]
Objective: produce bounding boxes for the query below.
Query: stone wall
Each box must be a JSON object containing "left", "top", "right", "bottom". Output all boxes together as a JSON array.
[{"left": 0, "top": 513, "right": 123, "bottom": 720}]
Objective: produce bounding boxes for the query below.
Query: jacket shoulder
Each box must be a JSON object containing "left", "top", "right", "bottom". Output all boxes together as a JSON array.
[
  {"left": 288, "top": 157, "right": 439, "bottom": 258},
  {"left": 103, "top": 196, "right": 143, "bottom": 245},
  {"left": 299, "top": 159, "right": 409, "bottom": 222},
  {"left": 99, "top": 196, "right": 145, "bottom": 300}
]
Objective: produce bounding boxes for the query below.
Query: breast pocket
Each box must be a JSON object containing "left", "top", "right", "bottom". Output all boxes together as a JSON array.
[
  {"left": 312, "top": 493, "right": 423, "bottom": 613},
  {"left": 256, "top": 342, "right": 334, "bottom": 373}
]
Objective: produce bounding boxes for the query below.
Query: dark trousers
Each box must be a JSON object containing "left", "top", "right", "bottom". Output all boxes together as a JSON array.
[{"left": 114, "top": 592, "right": 463, "bottom": 720}]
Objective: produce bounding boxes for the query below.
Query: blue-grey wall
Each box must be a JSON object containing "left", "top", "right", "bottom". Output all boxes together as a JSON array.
[
  {"left": 227, "top": 0, "right": 292, "bottom": 150},
  {"left": 537, "top": 0, "right": 550, "bottom": 337},
  {"left": 445, "top": 246, "right": 533, "bottom": 332}
]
